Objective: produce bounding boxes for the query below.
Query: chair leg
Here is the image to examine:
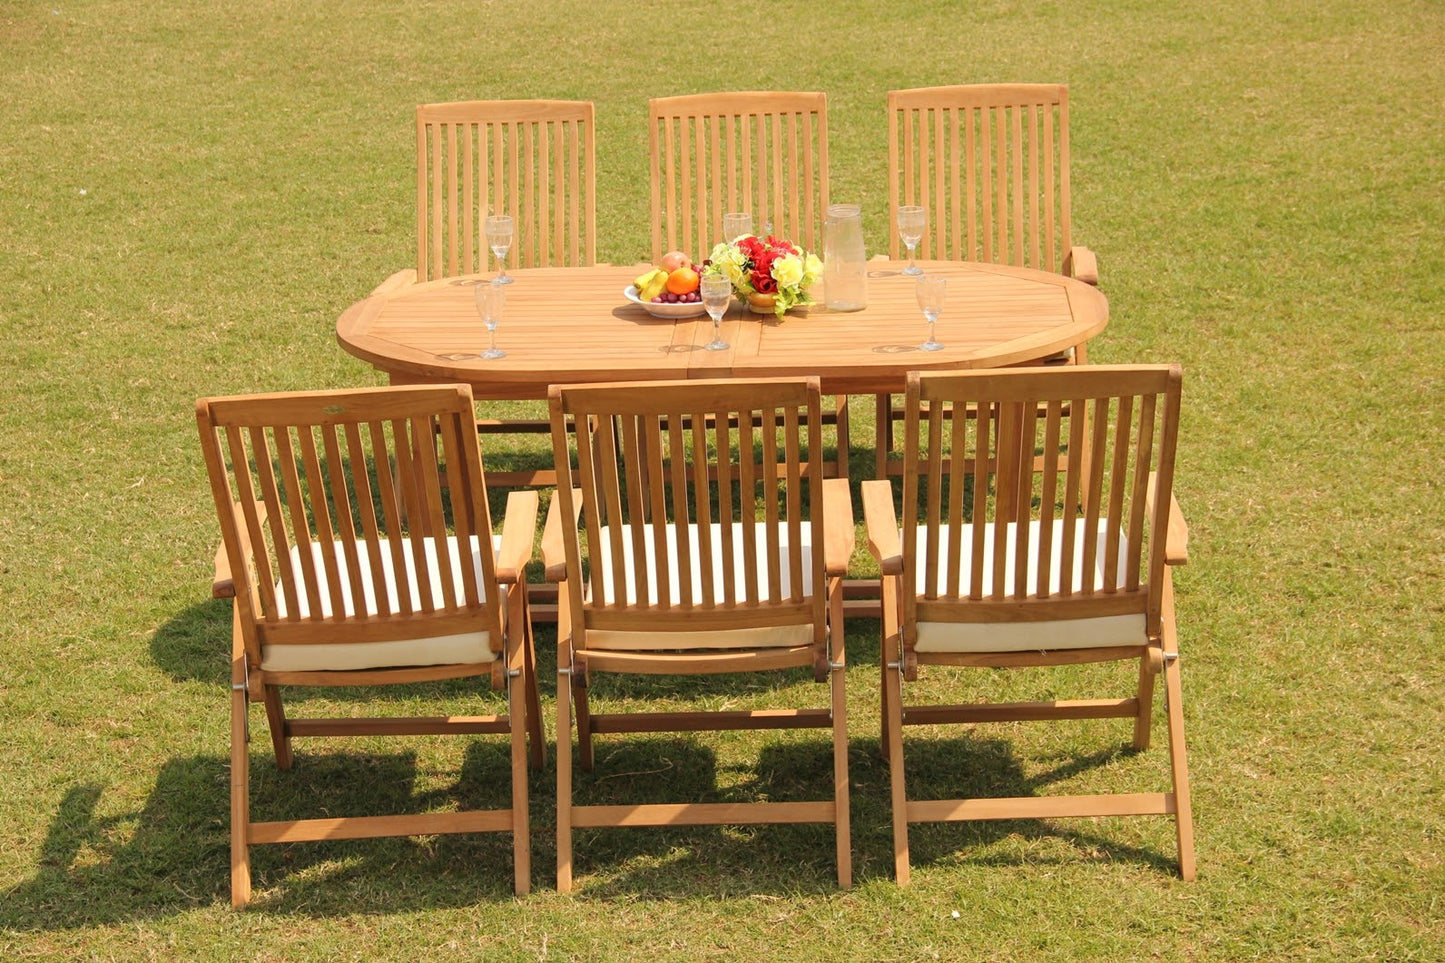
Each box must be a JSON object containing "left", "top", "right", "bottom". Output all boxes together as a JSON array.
[
  {"left": 828, "top": 578, "right": 852, "bottom": 888},
  {"left": 1161, "top": 576, "right": 1196, "bottom": 881},
  {"left": 832, "top": 395, "right": 850, "bottom": 481},
  {"left": 516, "top": 588, "right": 546, "bottom": 769},
  {"left": 556, "top": 657, "right": 575, "bottom": 894},
  {"left": 874, "top": 393, "right": 894, "bottom": 479},
  {"left": 1133, "top": 652, "right": 1157, "bottom": 751},
  {"left": 880, "top": 577, "right": 911, "bottom": 884},
  {"left": 230, "top": 671, "right": 252, "bottom": 908},
  {"left": 574, "top": 672, "right": 595, "bottom": 772},
  {"left": 260, "top": 683, "right": 292, "bottom": 771},
  {"left": 504, "top": 628, "right": 531, "bottom": 895}
]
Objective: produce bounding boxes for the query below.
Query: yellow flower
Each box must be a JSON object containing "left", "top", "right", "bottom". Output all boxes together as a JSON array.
[{"left": 772, "top": 253, "right": 804, "bottom": 288}]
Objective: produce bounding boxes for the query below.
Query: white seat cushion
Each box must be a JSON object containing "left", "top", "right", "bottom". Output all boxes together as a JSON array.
[
  {"left": 261, "top": 535, "right": 501, "bottom": 672},
  {"left": 911, "top": 519, "right": 1147, "bottom": 653},
  {"left": 584, "top": 522, "right": 817, "bottom": 650}
]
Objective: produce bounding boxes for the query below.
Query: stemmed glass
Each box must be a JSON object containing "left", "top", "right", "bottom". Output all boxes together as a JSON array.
[
  {"left": 701, "top": 276, "right": 733, "bottom": 351},
  {"left": 474, "top": 279, "right": 507, "bottom": 359},
  {"left": 723, "top": 211, "right": 753, "bottom": 243},
  {"left": 485, "top": 214, "right": 514, "bottom": 285},
  {"left": 916, "top": 274, "right": 946, "bottom": 352},
  {"left": 897, "top": 205, "right": 926, "bottom": 276}
]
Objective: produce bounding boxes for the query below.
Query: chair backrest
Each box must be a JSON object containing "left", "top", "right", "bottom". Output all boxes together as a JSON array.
[
  {"left": 900, "top": 365, "right": 1182, "bottom": 637},
  {"left": 196, "top": 384, "right": 504, "bottom": 661},
  {"left": 549, "top": 377, "right": 827, "bottom": 644},
  {"left": 650, "top": 91, "right": 829, "bottom": 262},
  {"left": 889, "top": 83, "right": 1073, "bottom": 273},
  {"left": 417, "top": 100, "right": 596, "bottom": 281}
]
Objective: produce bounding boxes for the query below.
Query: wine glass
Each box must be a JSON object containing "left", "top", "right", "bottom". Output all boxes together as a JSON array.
[
  {"left": 897, "top": 205, "right": 926, "bottom": 276},
  {"left": 916, "top": 274, "right": 946, "bottom": 352},
  {"left": 474, "top": 279, "right": 507, "bottom": 359},
  {"left": 701, "top": 276, "right": 733, "bottom": 351},
  {"left": 485, "top": 214, "right": 514, "bottom": 285},
  {"left": 723, "top": 211, "right": 753, "bottom": 243}
]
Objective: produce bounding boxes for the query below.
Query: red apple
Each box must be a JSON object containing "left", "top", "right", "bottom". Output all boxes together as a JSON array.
[{"left": 660, "top": 250, "right": 692, "bottom": 272}]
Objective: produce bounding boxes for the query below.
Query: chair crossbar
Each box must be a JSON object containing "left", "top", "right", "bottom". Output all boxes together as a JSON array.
[
  {"left": 285, "top": 715, "right": 511, "bottom": 738},
  {"left": 907, "top": 792, "right": 1176, "bottom": 823},
  {"left": 571, "top": 800, "right": 836, "bottom": 829},
  {"left": 251, "top": 809, "right": 517, "bottom": 844},
  {"left": 901, "top": 697, "right": 1138, "bottom": 726},
  {"left": 587, "top": 707, "right": 833, "bottom": 734}
]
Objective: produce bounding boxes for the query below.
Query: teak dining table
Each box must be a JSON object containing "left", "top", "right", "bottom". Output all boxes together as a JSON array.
[
  {"left": 337, "top": 260, "right": 1108, "bottom": 618},
  {"left": 335, "top": 260, "right": 1108, "bottom": 400}
]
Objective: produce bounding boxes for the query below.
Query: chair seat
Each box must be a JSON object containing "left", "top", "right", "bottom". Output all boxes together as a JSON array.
[
  {"left": 584, "top": 522, "right": 817, "bottom": 650},
  {"left": 263, "top": 535, "right": 502, "bottom": 671},
  {"left": 911, "top": 518, "right": 1146, "bottom": 653}
]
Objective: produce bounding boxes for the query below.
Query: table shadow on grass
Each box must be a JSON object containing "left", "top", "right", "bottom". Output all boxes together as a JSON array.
[{"left": 2, "top": 740, "right": 533, "bottom": 926}]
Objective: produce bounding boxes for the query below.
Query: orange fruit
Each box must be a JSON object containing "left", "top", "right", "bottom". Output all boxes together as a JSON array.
[{"left": 665, "top": 266, "right": 700, "bottom": 295}]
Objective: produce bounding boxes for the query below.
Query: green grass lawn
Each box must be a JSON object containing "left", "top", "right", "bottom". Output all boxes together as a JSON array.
[{"left": 3, "top": 0, "right": 1443, "bottom": 957}]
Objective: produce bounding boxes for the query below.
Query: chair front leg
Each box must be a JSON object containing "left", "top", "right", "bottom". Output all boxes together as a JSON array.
[
  {"left": 827, "top": 575, "right": 852, "bottom": 888},
  {"left": 1133, "top": 649, "right": 1158, "bottom": 751},
  {"left": 879, "top": 573, "right": 912, "bottom": 884},
  {"left": 229, "top": 619, "right": 253, "bottom": 908},
  {"left": 1160, "top": 573, "right": 1196, "bottom": 881}
]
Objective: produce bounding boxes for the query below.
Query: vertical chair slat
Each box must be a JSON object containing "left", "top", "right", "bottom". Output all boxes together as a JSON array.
[
  {"left": 762, "top": 406, "right": 782, "bottom": 604},
  {"left": 923, "top": 398, "right": 944, "bottom": 599},
  {"left": 297, "top": 424, "right": 348, "bottom": 622},
  {"left": 944, "top": 392, "right": 968, "bottom": 599},
  {"left": 644, "top": 413, "right": 670, "bottom": 608},
  {"left": 1037, "top": 400, "right": 1063, "bottom": 598},
  {"left": 1060, "top": 398, "right": 1085, "bottom": 597},
  {"left": 574, "top": 412, "right": 606, "bottom": 608},
  {"left": 784, "top": 405, "right": 803, "bottom": 603},
  {"left": 1104, "top": 395, "right": 1134, "bottom": 592},
  {"left": 668, "top": 411, "right": 694, "bottom": 608},
  {"left": 969, "top": 402, "right": 990, "bottom": 601},
  {"left": 1127, "top": 393, "right": 1158, "bottom": 593},
  {"left": 619, "top": 414, "right": 649, "bottom": 610},
  {"left": 436, "top": 411, "right": 481, "bottom": 610},
  {"left": 1043, "top": 101, "right": 1057, "bottom": 273},
  {"left": 271, "top": 426, "right": 322, "bottom": 621},
  {"left": 596, "top": 414, "right": 627, "bottom": 611},
  {"left": 716, "top": 413, "right": 737, "bottom": 607},
  {"left": 369, "top": 419, "right": 411, "bottom": 615},
  {"left": 1081, "top": 397, "right": 1110, "bottom": 595},
  {"left": 345, "top": 423, "right": 389, "bottom": 617},
  {"left": 225, "top": 426, "right": 277, "bottom": 618},
  {"left": 413, "top": 414, "right": 457, "bottom": 611},
  {"left": 1012, "top": 398, "right": 1039, "bottom": 599},
  {"left": 739, "top": 407, "right": 759, "bottom": 604},
  {"left": 321, "top": 424, "right": 368, "bottom": 619},
  {"left": 692, "top": 411, "right": 716, "bottom": 607}
]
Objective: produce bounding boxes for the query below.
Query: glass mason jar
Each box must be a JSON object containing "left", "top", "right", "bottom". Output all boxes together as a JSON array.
[{"left": 822, "top": 203, "right": 868, "bottom": 311}]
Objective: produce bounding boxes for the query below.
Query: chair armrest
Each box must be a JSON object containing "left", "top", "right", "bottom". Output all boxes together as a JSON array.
[
  {"left": 370, "top": 268, "right": 417, "bottom": 296},
  {"left": 861, "top": 480, "right": 904, "bottom": 576},
  {"left": 1146, "top": 472, "right": 1189, "bottom": 565},
  {"left": 493, "top": 490, "right": 540, "bottom": 583},
  {"left": 1064, "top": 245, "right": 1099, "bottom": 286},
  {"left": 542, "top": 489, "right": 582, "bottom": 583},
  {"left": 212, "top": 541, "right": 236, "bottom": 599},
  {"left": 821, "top": 477, "right": 856, "bottom": 577}
]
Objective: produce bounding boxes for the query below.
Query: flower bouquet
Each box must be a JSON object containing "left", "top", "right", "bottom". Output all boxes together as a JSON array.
[{"left": 701, "top": 234, "right": 823, "bottom": 317}]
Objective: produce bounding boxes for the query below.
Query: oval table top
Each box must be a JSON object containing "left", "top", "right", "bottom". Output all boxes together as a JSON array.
[{"left": 336, "top": 260, "right": 1108, "bottom": 399}]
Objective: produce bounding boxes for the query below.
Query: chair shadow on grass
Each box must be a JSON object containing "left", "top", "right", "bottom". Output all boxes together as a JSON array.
[
  {"left": 850, "top": 733, "right": 1181, "bottom": 877},
  {"left": 0, "top": 738, "right": 537, "bottom": 927}
]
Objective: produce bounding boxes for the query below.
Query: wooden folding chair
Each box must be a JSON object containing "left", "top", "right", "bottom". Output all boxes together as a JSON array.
[
  {"left": 877, "top": 83, "right": 1099, "bottom": 478},
  {"left": 650, "top": 91, "right": 848, "bottom": 480},
  {"left": 863, "top": 365, "right": 1195, "bottom": 883},
  {"left": 198, "top": 384, "right": 543, "bottom": 906},
  {"left": 416, "top": 99, "right": 597, "bottom": 486},
  {"left": 543, "top": 377, "right": 854, "bottom": 891}
]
